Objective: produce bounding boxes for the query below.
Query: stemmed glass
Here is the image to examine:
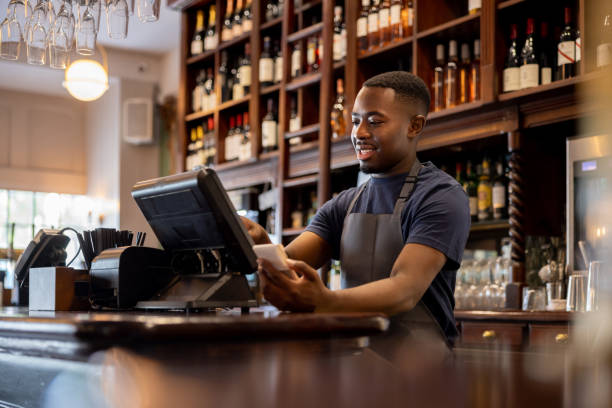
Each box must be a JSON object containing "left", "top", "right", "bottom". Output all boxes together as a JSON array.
[
  {"left": 26, "top": 0, "right": 52, "bottom": 64},
  {"left": 76, "top": 0, "right": 96, "bottom": 55},
  {"left": 136, "top": 0, "right": 159, "bottom": 22},
  {"left": 106, "top": 0, "right": 128, "bottom": 39},
  {"left": 49, "top": 0, "right": 75, "bottom": 69},
  {"left": 0, "top": 0, "right": 32, "bottom": 60}
]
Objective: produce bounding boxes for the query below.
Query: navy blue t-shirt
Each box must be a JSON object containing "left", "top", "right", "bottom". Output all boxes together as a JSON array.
[{"left": 306, "top": 162, "right": 470, "bottom": 342}]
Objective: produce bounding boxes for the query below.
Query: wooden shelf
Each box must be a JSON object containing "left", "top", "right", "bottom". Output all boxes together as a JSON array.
[
  {"left": 427, "top": 100, "right": 484, "bottom": 121},
  {"left": 218, "top": 95, "right": 251, "bottom": 112},
  {"left": 259, "top": 150, "right": 280, "bottom": 160},
  {"left": 282, "top": 227, "right": 305, "bottom": 237},
  {"left": 185, "top": 108, "right": 215, "bottom": 122},
  {"left": 497, "top": 0, "right": 527, "bottom": 10},
  {"left": 284, "top": 123, "right": 320, "bottom": 140},
  {"left": 283, "top": 174, "right": 318, "bottom": 188},
  {"left": 261, "top": 83, "right": 281, "bottom": 96},
  {"left": 286, "top": 72, "right": 321, "bottom": 91},
  {"left": 287, "top": 22, "right": 324, "bottom": 43},
  {"left": 290, "top": 139, "right": 319, "bottom": 153},
  {"left": 214, "top": 158, "right": 258, "bottom": 172},
  {"left": 333, "top": 60, "right": 345, "bottom": 71},
  {"left": 470, "top": 219, "right": 510, "bottom": 232},
  {"left": 358, "top": 36, "right": 413, "bottom": 60},
  {"left": 416, "top": 12, "right": 480, "bottom": 39},
  {"left": 186, "top": 49, "right": 215, "bottom": 66},
  {"left": 295, "top": 0, "right": 322, "bottom": 14},
  {"left": 498, "top": 76, "right": 583, "bottom": 102},
  {"left": 218, "top": 32, "right": 250, "bottom": 51},
  {"left": 261, "top": 17, "right": 283, "bottom": 31}
]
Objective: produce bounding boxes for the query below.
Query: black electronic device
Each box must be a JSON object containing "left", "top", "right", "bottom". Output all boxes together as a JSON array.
[
  {"left": 13, "top": 229, "right": 70, "bottom": 306},
  {"left": 130, "top": 168, "right": 258, "bottom": 310}
]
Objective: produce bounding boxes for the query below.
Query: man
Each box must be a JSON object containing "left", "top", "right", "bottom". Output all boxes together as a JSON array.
[{"left": 244, "top": 71, "right": 470, "bottom": 345}]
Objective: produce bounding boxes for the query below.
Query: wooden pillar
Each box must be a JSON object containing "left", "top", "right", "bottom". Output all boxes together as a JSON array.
[{"left": 508, "top": 130, "right": 526, "bottom": 283}]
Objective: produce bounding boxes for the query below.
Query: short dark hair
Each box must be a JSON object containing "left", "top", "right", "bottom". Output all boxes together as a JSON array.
[{"left": 363, "top": 71, "right": 430, "bottom": 115}]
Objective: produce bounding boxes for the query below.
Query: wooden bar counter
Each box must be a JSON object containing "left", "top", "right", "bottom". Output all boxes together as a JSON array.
[{"left": 0, "top": 307, "right": 593, "bottom": 408}]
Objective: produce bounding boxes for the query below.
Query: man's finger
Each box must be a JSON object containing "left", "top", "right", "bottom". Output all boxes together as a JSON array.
[
  {"left": 258, "top": 258, "right": 297, "bottom": 288},
  {"left": 286, "top": 259, "right": 319, "bottom": 281}
]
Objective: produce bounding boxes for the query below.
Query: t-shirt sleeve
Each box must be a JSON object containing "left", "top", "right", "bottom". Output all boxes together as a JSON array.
[
  {"left": 404, "top": 185, "right": 471, "bottom": 269},
  {"left": 305, "top": 188, "right": 355, "bottom": 260}
]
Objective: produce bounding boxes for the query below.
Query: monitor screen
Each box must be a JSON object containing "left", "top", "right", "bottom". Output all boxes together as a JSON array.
[{"left": 131, "top": 169, "right": 257, "bottom": 274}]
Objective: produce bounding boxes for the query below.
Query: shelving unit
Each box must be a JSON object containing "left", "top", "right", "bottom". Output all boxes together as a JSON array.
[{"left": 170, "top": 0, "right": 598, "bottom": 289}]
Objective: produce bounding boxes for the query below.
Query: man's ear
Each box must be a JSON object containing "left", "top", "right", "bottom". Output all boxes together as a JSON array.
[{"left": 409, "top": 115, "right": 426, "bottom": 137}]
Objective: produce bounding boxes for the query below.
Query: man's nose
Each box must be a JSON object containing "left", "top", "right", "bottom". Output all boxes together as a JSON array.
[{"left": 353, "top": 121, "right": 369, "bottom": 140}]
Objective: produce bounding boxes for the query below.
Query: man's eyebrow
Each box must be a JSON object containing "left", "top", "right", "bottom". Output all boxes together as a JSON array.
[{"left": 351, "top": 111, "right": 385, "bottom": 117}]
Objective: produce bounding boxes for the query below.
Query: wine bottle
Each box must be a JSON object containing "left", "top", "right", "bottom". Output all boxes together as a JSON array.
[
  {"left": 539, "top": 22, "right": 553, "bottom": 85},
  {"left": 463, "top": 161, "right": 478, "bottom": 223},
  {"left": 379, "top": 0, "right": 391, "bottom": 46},
  {"left": 207, "top": 117, "right": 216, "bottom": 166},
  {"left": 444, "top": 40, "right": 458, "bottom": 109},
  {"left": 222, "top": 0, "right": 233, "bottom": 43},
  {"left": 432, "top": 44, "right": 444, "bottom": 112},
  {"left": 558, "top": 7, "right": 576, "bottom": 79},
  {"left": 191, "top": 10, "right": 204, "bottom": 56},
  {"left": 192, "top": 70, "right": 205, "bottom": 112},
  {"left": 503, "top": 23, "right": 520, "bottom": 92},
  {"left": 265, "top": 0, "right": 277, "bottom": 22},
  {"left": 204, "top": 5, "right": 217, "bottom": 51},
  {"left": 492, "top": 159, "right": 508, "bottom": 220},
  {"left": 291, "top": 43, "right": 301, "bottom": 78},
  {"left": 274, "top": 41, "right": 283, "bottom": 83},
  {"left": 219, "top": 51, "right": 229, "bottom": 102},
  {"left": 368, "top": 0, "right": 380, "bottom": 50},
  {"left": 225, "top": 116, "right": 236, "bottom": 162},
  {"left": 259, "top": 36, "right": 274, "bottom": 87},
  {"left": 477, "top": 157, "right": 493, "bottom": 221},
  {"left": 459, "top": 43, "right": 470, "bottom": 104},
  {"left": 262, "top": 98, "right": 278, "bottom": 152},
  {"left": 597, "top": 11, "right": 612, "bottom": 68},
  {"left": 401, "top": 0, "right": 414, "bottom": 38},
  {"left": 358, "top": 0, "right": 370, "bottom": 53},
  {"left": 307, "top": 35, "right": 318, "bottom": 73},
  {"left": 333, "top": 6, "right": 344, "bottom": 62},
  {"left": 238, "top": 42, "right": 252, "bottom": 94},
  {"left": 289, "top": 96, "right": 301, "bottom": 133},
  {"left": 390, "top": 0, "right": 402, "bottom": 41},
  {"left": 242, "top": 0, "right": 253, "bottom": 33},
  {"left": 520, "top": 17, "right": 539, "bottom": 90},
  {"left": 239, "top": 112, "right": 252, "bottom": 161},
  {"left": 233, "top": 0, "right": 243, "bottom": 38},
  {"left": 202, "top": 67, "right": 214, "bottom": 112},
  {"left": 330, "top": 78, "right": 347, "bottom": 139},
  {"left": 470, "top": 39, "right": 480, "bottom": 101}
]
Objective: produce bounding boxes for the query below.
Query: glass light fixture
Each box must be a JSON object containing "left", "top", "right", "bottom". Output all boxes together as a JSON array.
[{"left": 62, "top": 44, "right": 109, "bottom": 101}]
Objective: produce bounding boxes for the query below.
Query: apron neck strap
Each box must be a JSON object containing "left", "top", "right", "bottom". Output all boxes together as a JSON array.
[{"left": 392, "top": 160, "right": 422, "bottom": 217}]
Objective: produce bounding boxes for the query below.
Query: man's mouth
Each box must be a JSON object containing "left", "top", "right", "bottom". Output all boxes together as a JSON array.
[{"left": 356, "top": 145, "right": 377, "bottom": 161}]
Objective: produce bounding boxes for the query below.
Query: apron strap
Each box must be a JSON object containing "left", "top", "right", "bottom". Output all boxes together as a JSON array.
[
  {"left": 392, "top": 160, "right": 422, "bottom": 218},
  {"left": 345, "top": 180, "right": 369, "bottom": 218}
]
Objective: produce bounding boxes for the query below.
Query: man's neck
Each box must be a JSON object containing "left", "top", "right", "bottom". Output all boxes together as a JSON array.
[{"left": 371, "top": 155, "right": 418, "bottom": 178}]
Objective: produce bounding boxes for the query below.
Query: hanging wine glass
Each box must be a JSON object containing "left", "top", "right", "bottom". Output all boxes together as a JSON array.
[
  {"left": 106, "top": 0, "right": 128, "bottom": 39},
  {"left": 76, "top": 0, "right": 96, "bottom": 55},
  {"left": 26, "top": 0, "right": 52, "bottom": 64},
  {"left": 0, "top": 0, "right": 32, "bottom": 60},
  {"left": 8, "top": 0, "right": 32, "bottom": 35},
  {"left": 49, "top": 0, "right": 75, "bottom": 69},
  {"left": 77, "top": 0, "right": 100, "bottom": 33},
  {"left": 136, "top": 0, "right": 159, "bottom": 22}
]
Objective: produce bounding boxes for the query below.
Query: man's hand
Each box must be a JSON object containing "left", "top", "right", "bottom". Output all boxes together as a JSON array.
[
  {"left": 241, "top": 216, "right": 272, "bottom": 245},
  {"left": 258, "top": 258, "right": 334, "bottom": 313}
]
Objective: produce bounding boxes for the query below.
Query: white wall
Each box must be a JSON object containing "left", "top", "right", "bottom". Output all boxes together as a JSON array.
[{"left": 159, "top": 44, "right": 180, "bottom": 101}]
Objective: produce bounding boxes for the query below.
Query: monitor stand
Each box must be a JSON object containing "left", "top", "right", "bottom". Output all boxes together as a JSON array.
[{"left": 135, "top": 273, "right": 258, "bottom": 311}]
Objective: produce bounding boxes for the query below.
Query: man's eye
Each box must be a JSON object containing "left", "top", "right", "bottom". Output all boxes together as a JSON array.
[
  {"left": 351, "top": 119, "right": 360, "bottom": 125},
  {"left": 369, "top": 120, "right": 383, "bottom": 125}
]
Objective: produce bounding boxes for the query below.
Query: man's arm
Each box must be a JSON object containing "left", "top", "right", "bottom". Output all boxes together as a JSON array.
[{"left": 259, "top": 242, "right": 446, "bottom": 315}]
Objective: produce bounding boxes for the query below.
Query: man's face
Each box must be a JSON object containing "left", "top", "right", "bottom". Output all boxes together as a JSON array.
[{"left": 351, "top": 87, "right": 421, "bottom": 175}]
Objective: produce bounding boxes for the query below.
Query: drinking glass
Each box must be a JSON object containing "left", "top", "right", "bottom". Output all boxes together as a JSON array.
[
  {"left": 566, "top": 274, "right": 587, "bottom": 312},
  {"left": 0, "top": 9, "right": 22, "bottom": 60},
  {"left": 49, "top": 0, "right": 75, "bottom": 69},
  {"left": 586, "top": 261, "right": 603, "bottom": 312},
  {"left": 76, "top": 0, "right": 96, "bottom": 55},
  {"left": 136, "top": 0, "right": 159, "bottom": 22},
  {"left": 522, "top": 287, "right": 546, "bottom": 311},
  {"left": 26, "top": 0, "right": 51, "bottom": 64},
  {"left": 106, "top": 0, "right": 128, "bottom": 39}
]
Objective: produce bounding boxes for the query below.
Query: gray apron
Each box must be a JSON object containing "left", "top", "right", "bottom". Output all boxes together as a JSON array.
[{"left": 339, "top": 161, "right": 449, "bottom": 349}]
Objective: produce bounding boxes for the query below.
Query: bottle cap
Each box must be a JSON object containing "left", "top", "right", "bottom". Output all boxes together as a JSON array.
[
  {"left": 436, "top": 44, "right": 444, "bottom": 61},
  {"left": 474, "top": 39, "right": 481, "bottom": 57},
  {"left": 461, "top": 43, "right": 470, "bottom": 60},
  {"left": 449, "top": 40, "right": 458, "bottom": 57}
]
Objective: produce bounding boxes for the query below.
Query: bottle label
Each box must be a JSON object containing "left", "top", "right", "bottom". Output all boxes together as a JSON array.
[
  {"left": 597, "top": 43, "right": 612, "bottom": 67},
  {"left": 357, "top": 17, "right": 367, "bottom": 37},
  {"left": 558, "top": 41, "right": 576, "bottom": 65},
  {"left": 191, "top": 40, "right": 203, "bottom": 56},
  {"left": 239, "top": 65, "right": 252, "bottom": 87},
  {"left": 519, "top": 63, "right": 539, "bottom": 89},
  {"left": 493, "top": 185, "right": 506, "bottom": 209},
  {"left": 232, "top": 23, "right": 242, "bottom": 38},
  {"left": 541, "top": 67, "right": 552, "bottom": 85},
  {"left": 289, "top": 116, "right": 302, "bottom": 132},
  {"left": 192, "top": 86, "right": 202, "bottom": 112},
  {"left": 469, "top": 197, "right": 478, "bottom": 216},
  {"left": 468, "top": 0, "right": 481, "bottom": 12},
  {"left": 341, "top": 29, "right": 347, "bottom": 59},
  {"left": 407, "top": 8, "right": 414, "bottom": 26},
  {"left": 307, "top": 44, "right": 316, "bottom": 65},
  {"left": 477, "top": 185, "right": 492, "bottom": 211},
  {"left": 242, "top": 19, "right": 252, "bottom": 32},
  {"left": 291, "top": 50, "right": 301, "bottom": 76},
  {"left": 274, "top": 56, "right": 283, "bottom": 82},
  {"left": 576, "top": 36, "right": 581, "bottom": 62},
  {"left": 333, "top": 33, "right": 342, "bottom": 61},
  {"left": 379, "top": 8, "right": 389, "bottom": 28},
  {"left": 259, "top": 58, "right": 274, "bottom": 82},
  {"left": 239, "top": 140, "right": 251, "bottom": 161},
  {"left": 233, "top": 83, "right": 244, "bottom": 99},
  {"left": 390, "top": 5, "right": 401, "bottom": 25},
  {"left": 222, "top": 28, "right": 232, "bottom": 42},
  {"left": 262, "top": 121, "right": 277, "bottom": 148},
  {"left": 368, "top": 13, "right": 378, "bottom": 33},
  {"left": 503, "top": 67, "right": 520, "bottom": 92},
  {"left": 208, "top": 91, "right": 216, "bottom": 110}
]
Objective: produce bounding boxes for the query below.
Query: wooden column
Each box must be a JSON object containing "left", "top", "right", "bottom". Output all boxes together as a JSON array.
[
  {"left": 317, "top": 0, "right": 333, "bottom": 204},
  {"left": 508, "top": 130, "right": 526, "bottom": 283}
]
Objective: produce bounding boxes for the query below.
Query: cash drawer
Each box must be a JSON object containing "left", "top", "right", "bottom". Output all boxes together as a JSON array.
[{"left": 460, "top": 322, "right": 525, "bottom": 347}]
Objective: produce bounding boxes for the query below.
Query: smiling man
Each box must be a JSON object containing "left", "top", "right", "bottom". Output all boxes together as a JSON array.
[{"left": 243, "top": 71, "right": 470, "bottom": 347}]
